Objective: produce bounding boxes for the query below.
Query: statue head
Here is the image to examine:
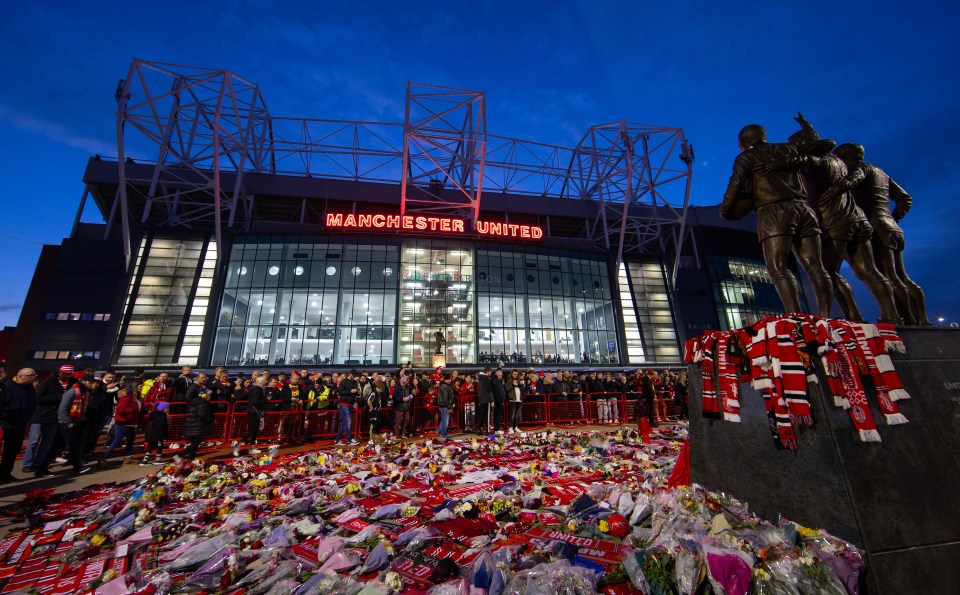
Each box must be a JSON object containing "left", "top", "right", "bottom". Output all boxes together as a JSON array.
[
  {"left": 834, "top": 143, "right": 865, "bottom": 163},
  {"left": 738, "top": 125, "right": 766, "bottom": 151}
]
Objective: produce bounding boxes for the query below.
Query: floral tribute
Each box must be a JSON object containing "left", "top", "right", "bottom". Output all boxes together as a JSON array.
[{"left": 0, "top": 425, "right": 863, "bottom": 594}]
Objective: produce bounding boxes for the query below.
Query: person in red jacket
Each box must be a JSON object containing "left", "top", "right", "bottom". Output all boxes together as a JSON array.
[
  {"left": 459, "top": 374, "right": 477, "bottom": 432},
  {"left": 100, "top": 384, "right": 142, "bottom": 463}
]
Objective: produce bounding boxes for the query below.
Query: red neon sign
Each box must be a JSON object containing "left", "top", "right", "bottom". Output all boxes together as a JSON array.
[{"left": 325, "top": 213, "right": 543, "bottom": 240}]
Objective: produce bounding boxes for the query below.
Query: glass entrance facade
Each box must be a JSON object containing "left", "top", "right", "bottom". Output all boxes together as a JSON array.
[{"left": 210, "top": 236, "right": 680, "bottom": 366}]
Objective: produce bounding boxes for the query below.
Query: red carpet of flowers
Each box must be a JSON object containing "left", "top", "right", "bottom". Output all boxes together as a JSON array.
[{"left": 0, "top": 425, "right": 863, "bottom": 594}]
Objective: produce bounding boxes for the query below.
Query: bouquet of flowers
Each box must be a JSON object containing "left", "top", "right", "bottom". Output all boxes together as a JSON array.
[{"left": 16, "top": 487, "right": 54, "bottom": 520}]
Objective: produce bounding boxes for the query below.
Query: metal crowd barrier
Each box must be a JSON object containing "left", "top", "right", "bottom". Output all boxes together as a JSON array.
[{"left": 11, "top": 389, "right": 672, "bottom": 463}]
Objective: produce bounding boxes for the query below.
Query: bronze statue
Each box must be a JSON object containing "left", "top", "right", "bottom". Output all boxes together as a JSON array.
[
  {"left": 720, "top": 124, "right": 834, "bottom": 318},
  {"left": 834, "top": 143, "right": 931, "bottom": 325},
  {"left": 434, "top": 330, "right": 445, "bottom": 354},
  {"left": 755, "top": 115, "right": 901, "bottom": 324}
]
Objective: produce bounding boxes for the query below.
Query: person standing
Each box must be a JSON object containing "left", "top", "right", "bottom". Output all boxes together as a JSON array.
[
  {"left": 491, "top": 368, "right": 507, "bottom": 433},
  {"left": 144, "top": 372, "right": 173, "bottom": 410},
  {"left": 234, "top": 375, "right": 267, "bottom": 456},
  {"left": 335, "top": 369, "right": 360, "bottom": 445},
  {"left": 436, "top": 374, "right": 456, "bottom": 441},
  {"left": 390, "top": 376, "right": 409, "bottom": 439},
  {"left": 459, "top": 374, "right": 477, "bottom": 432},
  {"left": 367, "top": 381, "right": 385, "bottom": 444},
  {"left": 209, "top": 367, "right": 233, "bottom": 413},
  {"left": 673, "top": 372, "right": 689, "bottom": 421},
  {"left": 172, "top": 365, "right": 194, "bottom": 414},
  {"left": 279, "top": 371, "right": 304, "bottom": 444},
  {"left": 23, "top": 364, "right": 73, "bottom": 476},
  {"left": 0, "top": 368, "right": 38, "bottom": 483},
  {"left": 81, "top": 371, "right": 117, "bottom": 463},
  {"left": 476, "top": 367, "right": 493, "bottom": 434},
  {"left": 505, "top": 370, "right": 523, "bottom": 434},
  {"left": 57, "top": 374, "right": 97, "bottom": 476},
  {"left": 641, "top": 370, "right": 658, "bottom": 428},
  {"left": 140, "top": 401, "right": 169, "bottom": 465},
  {"left": 178, "top": 374, "right": 214, "bottom": 462}
]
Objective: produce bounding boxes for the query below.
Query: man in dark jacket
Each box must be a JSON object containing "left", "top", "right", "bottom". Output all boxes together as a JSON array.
[
  {"left": 436, "top": 375, "right": 456, "bottom": 441},
  {"left": 1, "top": 368, "right": 38, "bottom": 483},
  {"left": 82, "top": 371, "right": 118, "bottom": 463},
  {"left": 641, "top": 370, "right": 658, "bottom": 427},
  {"left": 720, "top": 124, "right": 833, "bottom": 318},
  {"left": 476, "top": 367, "right": 493, "bottom": 434},
  {"left": 178, "top": 373, "right": 215, "bottom": 462},
  {"left": 23, "top": 364, "right": 73, "bottom": 476},
  {"left": 173, "top": 365, "right": 195, "bottom": 411},
  {"left": 336, "top": 369, "right": 360, "bottom": 445},
  {"left": 233, "top": 375, "right": 268, "bottom": 456}
]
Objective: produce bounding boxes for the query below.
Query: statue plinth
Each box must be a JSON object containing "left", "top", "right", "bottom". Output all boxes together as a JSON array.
[
  {"left": 688, "top": 327, "right": 960, "bottom": 593},
  {"left": 431, "top": 354, "right": 446, "bottom": 369}
]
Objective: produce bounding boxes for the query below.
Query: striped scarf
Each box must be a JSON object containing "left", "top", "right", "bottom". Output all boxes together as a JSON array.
[
  {"left": 872, "top": 323, "right": 911, "bottom": 402},
  {"left": 829, "top": 321, "right": 882, "bottom": 442},
  {"left": 700, "top": 332, "right": 722, "bottom": 420},
  {"left": 776, "top": 318, "right": 814, "bottom": 426},
  {"left": 716, "top": 332, "right": 741, "bottom": 422},
  {"left": 848, "top": 323, "right": 908, "bottom": 425}
]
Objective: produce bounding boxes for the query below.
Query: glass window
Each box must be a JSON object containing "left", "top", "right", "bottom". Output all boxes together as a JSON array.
[
  {"left": 477, "top": 248, "right": 616, "bottom": 365},
  {"left": 706, "top": 256, "right": 788, "bottom": 331},
  {"left": 115, "top": 235, "right": 216, "bottom": 367},
  {"left": 211, "top": 238, "right": 400, "bottom": 367},
  {"left": 397, "top": 240, "right": 474, "bottom": 366}
]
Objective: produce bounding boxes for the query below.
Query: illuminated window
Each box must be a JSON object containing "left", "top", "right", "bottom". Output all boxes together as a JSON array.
[{"left": 212, "top": 238, "right": 400, "bottom": 367}]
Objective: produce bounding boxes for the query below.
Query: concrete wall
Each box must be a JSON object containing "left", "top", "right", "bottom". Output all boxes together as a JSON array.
[{"left": 688, "top": 327, "right": 960, "bottom": 594}]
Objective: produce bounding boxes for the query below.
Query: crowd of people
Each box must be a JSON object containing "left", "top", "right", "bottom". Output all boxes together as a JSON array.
[{"left": 0, "top": 362, "right": 688, "bottom": 483}]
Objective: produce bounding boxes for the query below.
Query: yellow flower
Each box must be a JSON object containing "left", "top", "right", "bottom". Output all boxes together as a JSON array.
[
  {"left": 598, "top": 520, "right": 610, "bottom": 533},
  {"left": 91, "top": 534, "right": 107, "bottom": 547},
  {"left": 797, "top": 525, "right": 819, "bottom": 538}
]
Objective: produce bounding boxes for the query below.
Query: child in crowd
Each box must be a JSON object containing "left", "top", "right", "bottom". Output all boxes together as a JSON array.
[{"left": 141, "top": 401, "right": 169, "bottom": 466}]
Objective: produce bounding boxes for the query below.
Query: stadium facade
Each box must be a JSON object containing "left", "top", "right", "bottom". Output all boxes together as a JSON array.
[{"left": 6, "top": 60, "right": 797, "bottom": 373}]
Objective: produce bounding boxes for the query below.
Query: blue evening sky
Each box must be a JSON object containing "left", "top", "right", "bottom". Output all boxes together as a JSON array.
[{"left": 1, "top": 0, "right": 958, "bottom": 328}]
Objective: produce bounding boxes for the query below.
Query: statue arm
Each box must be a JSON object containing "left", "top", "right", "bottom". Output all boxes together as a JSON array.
[
  {"left": 720, "top": 154, "right": 752, "bottom": 220},
  {"left": 889, "top": 179, "right": 912, "bottom": 221},
  {"left": 841, "top": 163, "right": 866, "bottom": 190},
  {"left": 755, "top": 155, "right": 818, "bottom": 176}
]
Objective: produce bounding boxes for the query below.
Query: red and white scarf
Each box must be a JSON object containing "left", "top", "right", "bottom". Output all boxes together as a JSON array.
[
  {"left": 830, "top": 321, "right": 882, "bottom": 442},
  {"left": 847, "top": 323, "right": 908, "bottom": 425},
  {"left": 716, "top": 332, "right": 741, "bottom": 422},
  {"left": 776, "top": 318, "right": 814, "bottom": 426},
  {"left": 700, "top": 332, "right": 722, "bottom": 420}
]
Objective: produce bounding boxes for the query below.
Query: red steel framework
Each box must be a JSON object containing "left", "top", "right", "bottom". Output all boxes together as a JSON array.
[{"left": 92, "top": 59, "right": 695, "bottom": 288}]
